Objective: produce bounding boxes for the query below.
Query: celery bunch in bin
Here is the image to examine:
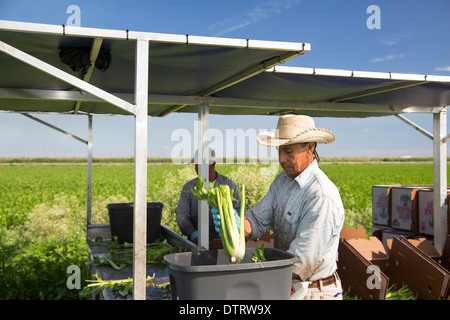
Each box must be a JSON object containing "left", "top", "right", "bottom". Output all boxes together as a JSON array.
[{"left": 190, "top": 177, "right": 246, "bottom": 263}]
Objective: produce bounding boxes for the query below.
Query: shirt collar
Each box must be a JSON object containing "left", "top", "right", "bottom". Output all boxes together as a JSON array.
[{"left": 294, "top": 159, "right": 318, "bottom": 188}]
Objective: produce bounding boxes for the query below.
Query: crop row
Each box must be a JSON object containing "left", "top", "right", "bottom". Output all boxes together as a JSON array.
[
  {"left": 0, "top": 163, "right": 443, "bottom": 229},
  {"left": 0, "top": 162, "right": 446, "bottom": 299}
]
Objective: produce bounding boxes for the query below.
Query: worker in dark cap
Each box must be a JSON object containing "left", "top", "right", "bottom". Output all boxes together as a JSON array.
[{"left": 175, "top": 147, "right": 240, "bottom": 243}]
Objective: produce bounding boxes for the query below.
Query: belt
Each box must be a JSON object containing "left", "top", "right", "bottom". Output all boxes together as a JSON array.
[{"left": 308, "top": 273, "right": 336, "bottom": 288}]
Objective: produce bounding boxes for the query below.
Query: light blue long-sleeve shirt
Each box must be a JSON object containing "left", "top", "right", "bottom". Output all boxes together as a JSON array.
[{"left": 245, "top": 160, "right": 344, "bottom": 282}]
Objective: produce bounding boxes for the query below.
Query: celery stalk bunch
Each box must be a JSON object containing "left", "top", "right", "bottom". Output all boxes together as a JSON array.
[
  {"left": 385, "top": 284, "right": 416, "bottom": 300},
  {"left": 190, "top": 177, "right": 246, "bottom": 263}
]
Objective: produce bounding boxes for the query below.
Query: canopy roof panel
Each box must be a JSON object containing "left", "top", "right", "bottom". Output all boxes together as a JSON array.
[
  {"left": 0, "top": 20, "right": 308, "bottom": 115},
  {"left": 204, "top": 66, "right": 450, "bottom": 117},
  {"left": 0, "top": 20, "right": 449, "bottom": 118}
]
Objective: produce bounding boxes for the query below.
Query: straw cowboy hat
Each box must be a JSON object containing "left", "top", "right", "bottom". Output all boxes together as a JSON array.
[{"left": 256, "top": 114, "right": 336, "bottom": 147}]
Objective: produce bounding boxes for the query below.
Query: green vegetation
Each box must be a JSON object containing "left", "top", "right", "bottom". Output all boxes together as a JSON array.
[
  {"left": 0, "top": 156, "right": 444, "bottom": 165},
  {"left": 189, "top": 177, "right": 246, "bottom": 263},
  {"left": 252, "top": 243, "right": 267, "bottom": 263},
  {"left": 0, "top": 159, "right": 447, "bottom": 299},
  {"left": 343, "top": 284, "right": 416, "bottom": 300},
  {"left": 0, "top": 157, "right": 174, "bottom": 164}
]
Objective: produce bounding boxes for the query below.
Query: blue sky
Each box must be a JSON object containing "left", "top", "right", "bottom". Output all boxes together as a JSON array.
[{"left": 0, "top": 0, "right": 449, "bottom": 158}]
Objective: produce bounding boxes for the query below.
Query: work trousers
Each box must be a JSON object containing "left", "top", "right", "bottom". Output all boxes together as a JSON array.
[
  {"left": 303, "top": 279, "right": 343, "bottom": 300},
  {"left": 290, "top": 273, "right": 343, "bottom": 300}
]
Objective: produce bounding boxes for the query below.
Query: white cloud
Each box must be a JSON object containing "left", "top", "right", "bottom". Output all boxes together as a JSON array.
[
  {"left": 380, "top": 40, "right": 397, "bottom": 46},
  {"left": 369, "top": 53, "right": 405, "bottom": 63},
  {"left": 379, "top": 34, "right": 412, "bottom": 46},
  {"left": 434, "top": 66, "right": 450, "bottom": 72},
  {"left": 208, "top": 0, "right": 302, "bottom": 36}
]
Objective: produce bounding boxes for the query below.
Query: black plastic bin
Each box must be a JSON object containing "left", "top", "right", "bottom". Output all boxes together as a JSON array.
[
  {"left": 106, "top": 202, "right": 163, "bottom": 244},
  {"left": 164, "top": 247, "right": 295, "bottom": 300}
]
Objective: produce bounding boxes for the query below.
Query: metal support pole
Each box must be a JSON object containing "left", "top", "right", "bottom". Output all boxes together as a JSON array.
[
  {"left": 133, "top": 38, "right": 149, "bottom": 300},
  {"left": 395, "top": 114, "right": 433, "bottom": 140},
  {"left": 87, "top": 115, "right": 93, "bottom": 225},
  {"left": 21, "top": 113, "right": 88, "bottom": 145},
  {"left": 433, "top": 107, "right": 448, "bottom": 254},
  {"left": 443, "top": 133, "right": 450, "bottom": 144},
  {"left": 198, "top": 102, "right": 210, "bottom": 250}
]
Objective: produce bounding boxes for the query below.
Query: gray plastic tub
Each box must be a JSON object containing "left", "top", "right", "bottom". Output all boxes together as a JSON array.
[
  {"left": 106, "top": 202, "right": 163, "bottom": 244},
  {"left": 164, "top": 247, "right": 295, "bottom": 300}
]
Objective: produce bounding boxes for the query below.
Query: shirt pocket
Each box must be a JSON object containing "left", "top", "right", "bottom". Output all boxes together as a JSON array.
[
  {"left": 276, "top": 210, "right": 301, "bottom": 249},
  {"left": 282, "top": 209, "right": 302, "bottom": 235},
  {"left": 284, "top": 210, "right": 301, "bottom": 224}
]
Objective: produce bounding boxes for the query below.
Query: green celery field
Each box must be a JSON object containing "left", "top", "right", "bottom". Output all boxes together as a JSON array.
[{"left": 0, "top": 162, "right": 447, "bottom": 299}]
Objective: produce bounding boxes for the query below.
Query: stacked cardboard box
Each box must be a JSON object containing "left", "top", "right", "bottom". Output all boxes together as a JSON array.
[
  {"left": 390, "top": 186, "right": 432, "bottom": 233},
  {"left": 418, "top": 189, "right": 436, "bottom": 236},
  {"left": 417, "top": 189, "right": 450, "bottom": 237},
  {"left": 380, "top": 228, "right": 415, "bottom": 254},
  {"left": 372, "top": 185, "right": 449, "bottom": 241},
  {"left": 372, "top": 185, "right": 393, "bottom": 227}
]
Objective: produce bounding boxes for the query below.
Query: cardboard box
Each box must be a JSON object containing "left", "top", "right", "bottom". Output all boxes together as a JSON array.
[
  {"left": 340, "top": 226, "right": 389, "bottom": 272},
  {"left": 448, "top": 194, "right": 450, "bottom": 237},
  {"left": 441, "top": 235, "right": 450, "bottom": 272},
  {"left": 346, "top": 236, "right": 389, "bottom": 272},
  {"left": 371, "top": 224, "right": 386, "bottom": 241},
  {"left": 386, "top": 237, "right": 441, "bottom": 262},
  {"left": 408, "top": 237, "right": 441, "bottom": 261},
  {"left": 338, "top": 239, "right": 389, "bottom": 300},
  {"left": 381, "top": 228, "right": 415, "bottom": 254},
  {"left": 390, "top": 186, "right": 431, "bottom": 233},
  {"left": 386, "top": 236, "right": 450, "bottom": 300},
  {"left": 372, "top": 185, "right": 393, "bottom": 227},
  {"left": 418, "top": 189, "right": 435, "bottom": 236},
  {"left": 418, "top": 189, "right": 450, "bottom": 237},
  {"left": 340, "top": 225, "right": 367, "bottom": 240}
]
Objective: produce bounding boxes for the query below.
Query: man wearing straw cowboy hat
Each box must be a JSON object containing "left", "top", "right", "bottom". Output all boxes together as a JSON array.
[{"left": 244, "top": 114, "right": 344, "bottom": 300}]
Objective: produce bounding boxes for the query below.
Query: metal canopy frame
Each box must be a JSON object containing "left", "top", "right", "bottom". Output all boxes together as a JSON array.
[
  {"left": 0, "top": 20, "right": 309, "bottom": 300},
  {"left": 0, "top": 20, "right": 449, "bottom": 300}
]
